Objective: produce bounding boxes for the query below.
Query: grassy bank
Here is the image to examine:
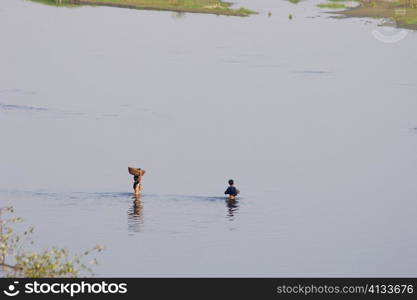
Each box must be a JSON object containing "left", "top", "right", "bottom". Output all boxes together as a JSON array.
[
  {"left": 318, "top": 3, "right": 347, "bottom": 9},
  {"left": 317, "top": 0, "right": 360, "bottom": 10},
  {"left": 340, "top": 0, "right": 417, "bottom": 29},
  {"left": 28, "top": 0, "right": 256, "bottom": 16}
]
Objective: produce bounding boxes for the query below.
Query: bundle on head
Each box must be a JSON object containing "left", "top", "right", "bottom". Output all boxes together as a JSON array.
[{"left": 128, "top": 167, "right": 146, "bottom": 176}]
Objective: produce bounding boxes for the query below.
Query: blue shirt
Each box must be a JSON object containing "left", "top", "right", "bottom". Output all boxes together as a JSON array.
[{"left": 225, "top": 186, "right": 238, "bottom": 196}]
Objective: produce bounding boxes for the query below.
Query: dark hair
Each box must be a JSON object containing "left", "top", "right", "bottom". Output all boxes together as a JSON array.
[
  {"left": 228, "top": 179, "right": 234, "bottom": 185},
  {"left": 134, "top": 175, "right": 139, "bottom": 181}
]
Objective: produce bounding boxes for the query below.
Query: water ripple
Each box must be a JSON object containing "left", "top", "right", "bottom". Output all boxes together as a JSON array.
[{"left": 0, "top": 103, "right": 47, "bottom": 111}]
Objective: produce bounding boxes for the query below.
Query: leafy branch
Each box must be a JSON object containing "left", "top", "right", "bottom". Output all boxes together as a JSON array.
[{"left": 0, "top": 206, "right": 104, "bottom": 278}]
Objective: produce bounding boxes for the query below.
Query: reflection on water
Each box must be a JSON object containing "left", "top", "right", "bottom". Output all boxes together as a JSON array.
[
  {"left": 126, "top": 193, "right": 241, "bottom": 232},
  {"left": 225, "top": 198, "right": 239, "bottom": 221},
  {"left": 127, "top": 194, "right": 144, "bottom": 233},
  {"left": 171, "top": 11, "right": 186, "bottom": 19}
]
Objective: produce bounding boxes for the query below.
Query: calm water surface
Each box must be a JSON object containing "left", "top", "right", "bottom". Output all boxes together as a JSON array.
[{"left": 1, "top": 0, "right": 417, "bottom": 276}]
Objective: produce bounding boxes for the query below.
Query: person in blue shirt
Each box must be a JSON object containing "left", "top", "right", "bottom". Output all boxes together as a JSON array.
[{"left": 224, "top": 179, "right": 240, "bottom": 200}]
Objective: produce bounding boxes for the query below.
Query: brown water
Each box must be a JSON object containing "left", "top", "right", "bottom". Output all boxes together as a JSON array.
[{"left": 1, "top": 0, "right": 417, "bottom": 276}]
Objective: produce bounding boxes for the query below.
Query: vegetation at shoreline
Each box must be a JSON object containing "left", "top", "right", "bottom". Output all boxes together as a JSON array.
[
  {"left": 28, "top": 0, "right": 256, "bottom": 16},
  {"left": 329, "top": 0, "right": 359, "bottom": 2},
  {"left": 340, "top": 0, "right": 417, "bottom": 29},
  {"left": 0, "top": 206, "right": 103, "bottom": 278},
  {"left": 318, "top": 3, "right": 347, "bottom": 9},
  {"left": 29, "top": 0, "right": 76, "bottom": 6},
  {"left": 317, "top": 0, "right": 360, "bottom": 10},
  {"left": 316, "top": 0, "right": 417, "bottom": 29}
]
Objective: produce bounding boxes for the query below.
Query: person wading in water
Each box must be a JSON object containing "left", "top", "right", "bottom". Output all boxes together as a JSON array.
[
  {"left": 224, "top": 179, "right": 240, "bottom": 200},
  {"left": 129, "top": 167, "right": 146, "bottom": 195}
]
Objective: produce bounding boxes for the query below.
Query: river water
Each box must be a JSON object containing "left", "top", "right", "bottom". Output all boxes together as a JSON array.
[{"left": 1, "top": 0, "right": 417, "bottom": 276}]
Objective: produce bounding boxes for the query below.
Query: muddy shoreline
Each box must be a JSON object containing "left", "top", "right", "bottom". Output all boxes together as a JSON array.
[
  {"left": 68, "top": 0, "right": 255, "bottom": 16},
  {"left": 337, "top": 1, "right": 417, "bottom": 30}
]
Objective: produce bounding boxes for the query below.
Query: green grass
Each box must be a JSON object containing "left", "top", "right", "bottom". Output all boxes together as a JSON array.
[
  {"left": 340, "top": 0, "right": 417, "bottom": 30},
  {"left": 28, "top": 0, "right": 256, "bottom": 16},
  {"left": 234, "top": 7, "right": 255, "bottom": 15},
  {"left": 317, "top": 3, "right": 346, "bottom": 8},
  {"left": 28, "top": 0, "right": 76, "bottom": 6},
  {"left": 288, "top": 0, "right": 301, "bottom": 4},
  {"left": 317, "top": 0, "right": 360, "bottom": 10},
  {"left": 394, "top": 12, "right": 417, "bottom": 26},
  {"left": 328, "top": 0, "right": 359, "bottom": 2}
]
